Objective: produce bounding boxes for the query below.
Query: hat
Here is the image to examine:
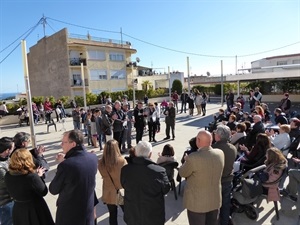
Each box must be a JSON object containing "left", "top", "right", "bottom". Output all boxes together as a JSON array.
[{"left": 231, "top": 106, "right": 238, "bottom": 111}]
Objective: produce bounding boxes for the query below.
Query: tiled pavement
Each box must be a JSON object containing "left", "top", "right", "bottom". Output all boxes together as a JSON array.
[{"left": 0, "top": 102, "right": 299, "bottom": 225}]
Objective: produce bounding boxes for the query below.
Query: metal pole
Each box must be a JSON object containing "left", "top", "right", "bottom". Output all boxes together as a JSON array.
[
  {"left": 168, "top": 66, "right": 171, "bottom": 101},
  {"left": 221, "top": 60, "right": 224, "bottom": 107},
  {"left": 132, "top": 64, "right": 136, "bottom": 107},
  {"left": 81, "top": 63, "right": 87, "bottom": 111},
  {"left": 187, "top": 56, "right": 191, "bottom": 95},
  {"left": 21, "top": 40, "right": 36, "bottom": 148}
]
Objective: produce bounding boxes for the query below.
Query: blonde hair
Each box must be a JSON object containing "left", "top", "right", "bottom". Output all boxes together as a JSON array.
[
  {"left": 9, "top": 148, "right": 35, "bottom": 174},
  {"left": 99, "top": 140, "right": 121, "bottom": 172},
  {"left": 280, "top": 124, "right": 290, "bottom": 133},
  {"left": 265, "top": 147, "right": 287, "bottom": 168}
]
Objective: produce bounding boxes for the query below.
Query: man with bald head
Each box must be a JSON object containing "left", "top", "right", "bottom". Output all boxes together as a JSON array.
[
  {"left": 179, "top": 130, "right": 225, "bottom": 225},
  {"left": 246, "top": 114, "right": 265, "bottom": 148}
]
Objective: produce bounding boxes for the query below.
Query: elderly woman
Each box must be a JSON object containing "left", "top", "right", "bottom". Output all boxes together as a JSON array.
[
  {"left": 267, "top": 124, "right": 291, "bottom": 155},
  {"left": 5, "top": 149, "right": 54, "bottom": 225}
]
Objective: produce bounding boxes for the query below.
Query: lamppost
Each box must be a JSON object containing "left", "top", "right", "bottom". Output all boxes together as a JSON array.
[{"left": 127, "top": 57, "right": 140, "bottom": 107}]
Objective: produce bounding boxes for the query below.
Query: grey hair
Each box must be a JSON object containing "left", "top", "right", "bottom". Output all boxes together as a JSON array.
[
  {"left": 215, "top": 125, "right": 231, "bottom": 141},
  {"left": 253, "top": 115, "right": 262, "bottom": 121},
  {"left": 135, "top": 141, "right": 152, "bottom": 158}
]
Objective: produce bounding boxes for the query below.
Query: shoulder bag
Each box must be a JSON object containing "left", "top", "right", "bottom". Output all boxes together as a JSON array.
[{"left": 106, "top": 169, "right": 124, "bottom": 206}]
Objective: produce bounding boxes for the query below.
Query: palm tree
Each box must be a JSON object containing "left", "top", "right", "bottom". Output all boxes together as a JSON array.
[{"left": 142, "top": 80, "right": 151, "bottom": 91}]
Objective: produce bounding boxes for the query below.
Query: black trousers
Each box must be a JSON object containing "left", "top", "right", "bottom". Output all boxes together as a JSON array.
[
  {"left": 113, "top": 131, "right": 123, "bottom": 149},
  {"left": 165, "top": 122, "right": 175, "bottom": 138},
  {"left": 107, "top": 204, "right": 124, "bottom": 225},
  {"left": 187, "top": 209, "right": 219, "bottom": 225},
  {"left": 148, "top": 121, "right": 157, "bottom": 141},
  {"left": 135, "top": 126, "right": 144, "bottom": 144}
]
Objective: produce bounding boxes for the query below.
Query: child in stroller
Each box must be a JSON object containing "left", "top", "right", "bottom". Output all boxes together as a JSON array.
[{"left": 231, "top": 147, "right": 287, "bottom": 221}]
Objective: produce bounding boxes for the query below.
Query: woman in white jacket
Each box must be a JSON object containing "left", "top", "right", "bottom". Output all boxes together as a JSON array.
[
  {"left": 267, "top": 124, "right": 291, "bottom": 156},
  {"left": 145, "top": 102, "right": 160, "bottom": 142}
]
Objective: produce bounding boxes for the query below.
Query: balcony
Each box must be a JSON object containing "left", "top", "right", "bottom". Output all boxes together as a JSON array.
[
  {"left": 70, "top": 58, "right": 87, "bottom": 66},
  {"left": 71, "top": 78, "right": 89, "bottom": 87}
]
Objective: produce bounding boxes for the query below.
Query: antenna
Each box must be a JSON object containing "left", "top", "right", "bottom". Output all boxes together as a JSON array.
[{"left": 42, "top": 14, "right": 46, "bottom": 37}]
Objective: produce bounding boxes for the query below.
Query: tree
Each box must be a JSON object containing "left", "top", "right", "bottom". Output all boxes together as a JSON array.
[
  {"left": 142, "top": 80, "right": 151, "bottom": 91},
  {"left": 206, "top": 71, "right": 211, "bottom": 76},
  {"left": 172, "top": 79, "right": 183, "bottom": 94}
]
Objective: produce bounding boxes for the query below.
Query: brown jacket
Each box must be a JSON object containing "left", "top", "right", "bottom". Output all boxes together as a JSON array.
[
  {"left": 98, "top": 157, "right": 127, "bottom": 205},
  {"left": 179, "top": 146, "right": 224, "bottom": 213}
]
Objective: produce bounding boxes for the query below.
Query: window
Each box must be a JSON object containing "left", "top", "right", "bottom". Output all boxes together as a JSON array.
[
  {"left": 110, "top": 70, "right": 126, "bottom": 79},
  {"left": 292, "top": 59, "right": 300, "bottom": 64},
  {"left": 90, "top": 69, "right": 107, "bottom": 80},
  {"left": 109, "top": 52, "right": 124, "bottom": 61},
  {"left": 88, "top": 50, "right": 106, "bottom": 60},
  {"left": 277, "top": 61, "right": 287, "bottom": 65}
]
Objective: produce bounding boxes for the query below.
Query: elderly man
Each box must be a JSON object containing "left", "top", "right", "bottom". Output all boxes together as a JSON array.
[
  {"left": 212, "top": 125, "right": 237, "bottom": 225},
  {"left": 246, "top": 115, "right": 265, "bottom": 148},
  {"left": 163, "top": 101, "right": 176, "bottom": 140},
  {"left": 49, "top": 130, "right": 98, "bottom": 225},
  {"left": 111, "top": 101, "right": 126, "bottom": 149},
  {"left": 179, "top": 130, "right": 225, "bottom": 225},
  {"left": 121, "top": 141, "right": 170, "bottom": 225}
]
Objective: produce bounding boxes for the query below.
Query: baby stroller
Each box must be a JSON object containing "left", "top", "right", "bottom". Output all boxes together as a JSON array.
[{"left": 230, "top": 165, "right": 267, "bottom": 220}]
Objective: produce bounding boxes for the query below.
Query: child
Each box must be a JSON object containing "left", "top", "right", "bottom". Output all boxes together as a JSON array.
[{"left": 157, "top": 144, "right": 177, "bottom": 164}]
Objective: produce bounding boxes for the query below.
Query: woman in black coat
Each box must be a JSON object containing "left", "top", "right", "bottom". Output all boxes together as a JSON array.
[{"left": 5, "top": 148, "right": 54, "bottom": 225}]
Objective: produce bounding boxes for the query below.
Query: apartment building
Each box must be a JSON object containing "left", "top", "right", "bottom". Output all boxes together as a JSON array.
[{"left": 27, "top": 28, "right": 137, "bottom": 99}]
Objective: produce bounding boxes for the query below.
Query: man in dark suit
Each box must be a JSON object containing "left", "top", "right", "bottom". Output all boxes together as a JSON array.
[
  {"left": 180, "top": 90, "right": 189, "bottom": 113},
  {"left": 121, "top": 141, "right": 170, "bottom": 225},
  {"left": 49, "top": 130, "right": 98, "bottom": 225},
  {"left": 246, "top": 115, "right": 265, "bottom": 148},
  {"left": 164, "top": 101, "right": 176, "bottom": 140}
]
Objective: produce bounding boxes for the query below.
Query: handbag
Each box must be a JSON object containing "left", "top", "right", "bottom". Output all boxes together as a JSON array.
[{"left": 106, "top": 169, "right": 124, "bottom": 206}]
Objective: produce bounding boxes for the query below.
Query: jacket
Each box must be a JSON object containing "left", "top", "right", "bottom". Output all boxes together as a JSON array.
[
  {"left": 121, "top": 157, "right": 170, "bottom": 225},
  {"left": 49, "top": 146, "right": 98, "bottom": 225},
  {"left": 179, "top": 146, "right": 224, "bottom": 213},
  {"left": 212, "top": 141, "right": 237, "bottom": 183},
  {"left": 98, "top": 156, "right": 127, "bottom": 205}
]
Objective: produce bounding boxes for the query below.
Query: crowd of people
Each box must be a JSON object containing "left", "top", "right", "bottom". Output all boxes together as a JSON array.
[{"left": 0, "top": 88, "right": 300, "bottom": 225}]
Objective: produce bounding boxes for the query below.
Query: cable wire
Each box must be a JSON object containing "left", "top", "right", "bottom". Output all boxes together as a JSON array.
[
  {"left": 0, "top": 18, "right": 43, "bottom": 65},
  {"left": 46, "top": 17, "right": 120, "bottom": 34},
  {"left": 47, "top": 16, "right": 300, "bottom": 59}
]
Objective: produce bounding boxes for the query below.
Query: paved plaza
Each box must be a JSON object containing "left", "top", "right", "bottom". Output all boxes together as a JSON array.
[{"left": 0, "top": 102, "right": 299, "bottom": 225}]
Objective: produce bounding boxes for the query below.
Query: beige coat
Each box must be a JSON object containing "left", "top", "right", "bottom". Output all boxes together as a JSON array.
[
  {"left": 179, "top": 146, "right": 224, "bottom": 213},
  {"left": 98, "top": 157, "right": 127, "bottom": 205}
]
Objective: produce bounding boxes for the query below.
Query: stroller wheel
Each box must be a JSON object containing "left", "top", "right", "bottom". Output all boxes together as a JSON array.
[
  {"left": 231, "top": 198, "right": 244, "bottom": 213},
  {"left": 244, "top": 204, "right": 258, "bottom": 220}
]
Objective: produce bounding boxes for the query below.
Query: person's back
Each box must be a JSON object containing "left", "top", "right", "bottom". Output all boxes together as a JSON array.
[
  {"left": 179, "top": 130, "right": 224, "bottom": 225},
  {"left": 121, "top": 141, "right": 170, "bottom": 225}
]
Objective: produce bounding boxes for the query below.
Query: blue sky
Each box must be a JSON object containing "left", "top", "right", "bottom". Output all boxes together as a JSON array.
[{"left": 0, "top": 0, "right": 299, "bottom": 93}]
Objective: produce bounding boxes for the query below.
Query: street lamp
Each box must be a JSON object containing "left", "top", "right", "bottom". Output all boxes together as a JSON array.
[{"left": 127, "top": 57, "right": 140, "bottom": 107}]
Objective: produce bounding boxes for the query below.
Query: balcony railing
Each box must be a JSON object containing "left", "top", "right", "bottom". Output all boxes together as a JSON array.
[
  {"left": 70, "top": 58, "right": 87, "bottom": 66},
  {"left": 71, "top": 79, "right": 89, "bottom": 87}
]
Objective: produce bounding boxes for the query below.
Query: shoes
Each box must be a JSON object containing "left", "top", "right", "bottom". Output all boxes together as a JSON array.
[
  {"left": 228, "top": 216, "right": 234, "bottom": 225},
  {"left": 153, "top": 139, "right": 157, "bottom": 142},
  {"left": 163, "top": 137, "right": 170, "bottom": 140},
  {"left": 172, "top": 137, "right": 175, "bottom": 140},
  {"left": 149, "top": 139, "right": 152, "bottom": 142}
]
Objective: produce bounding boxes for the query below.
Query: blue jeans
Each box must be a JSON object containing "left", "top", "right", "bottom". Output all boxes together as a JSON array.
[
  {"left": 220, "top": 181, "right": 232, "bottom": 225},
  {"left": 73, "top": 121, "right": 81, "bottom": 130},
  {"left": 0, "top": 201, "right": 14, "bottom": 225}
]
